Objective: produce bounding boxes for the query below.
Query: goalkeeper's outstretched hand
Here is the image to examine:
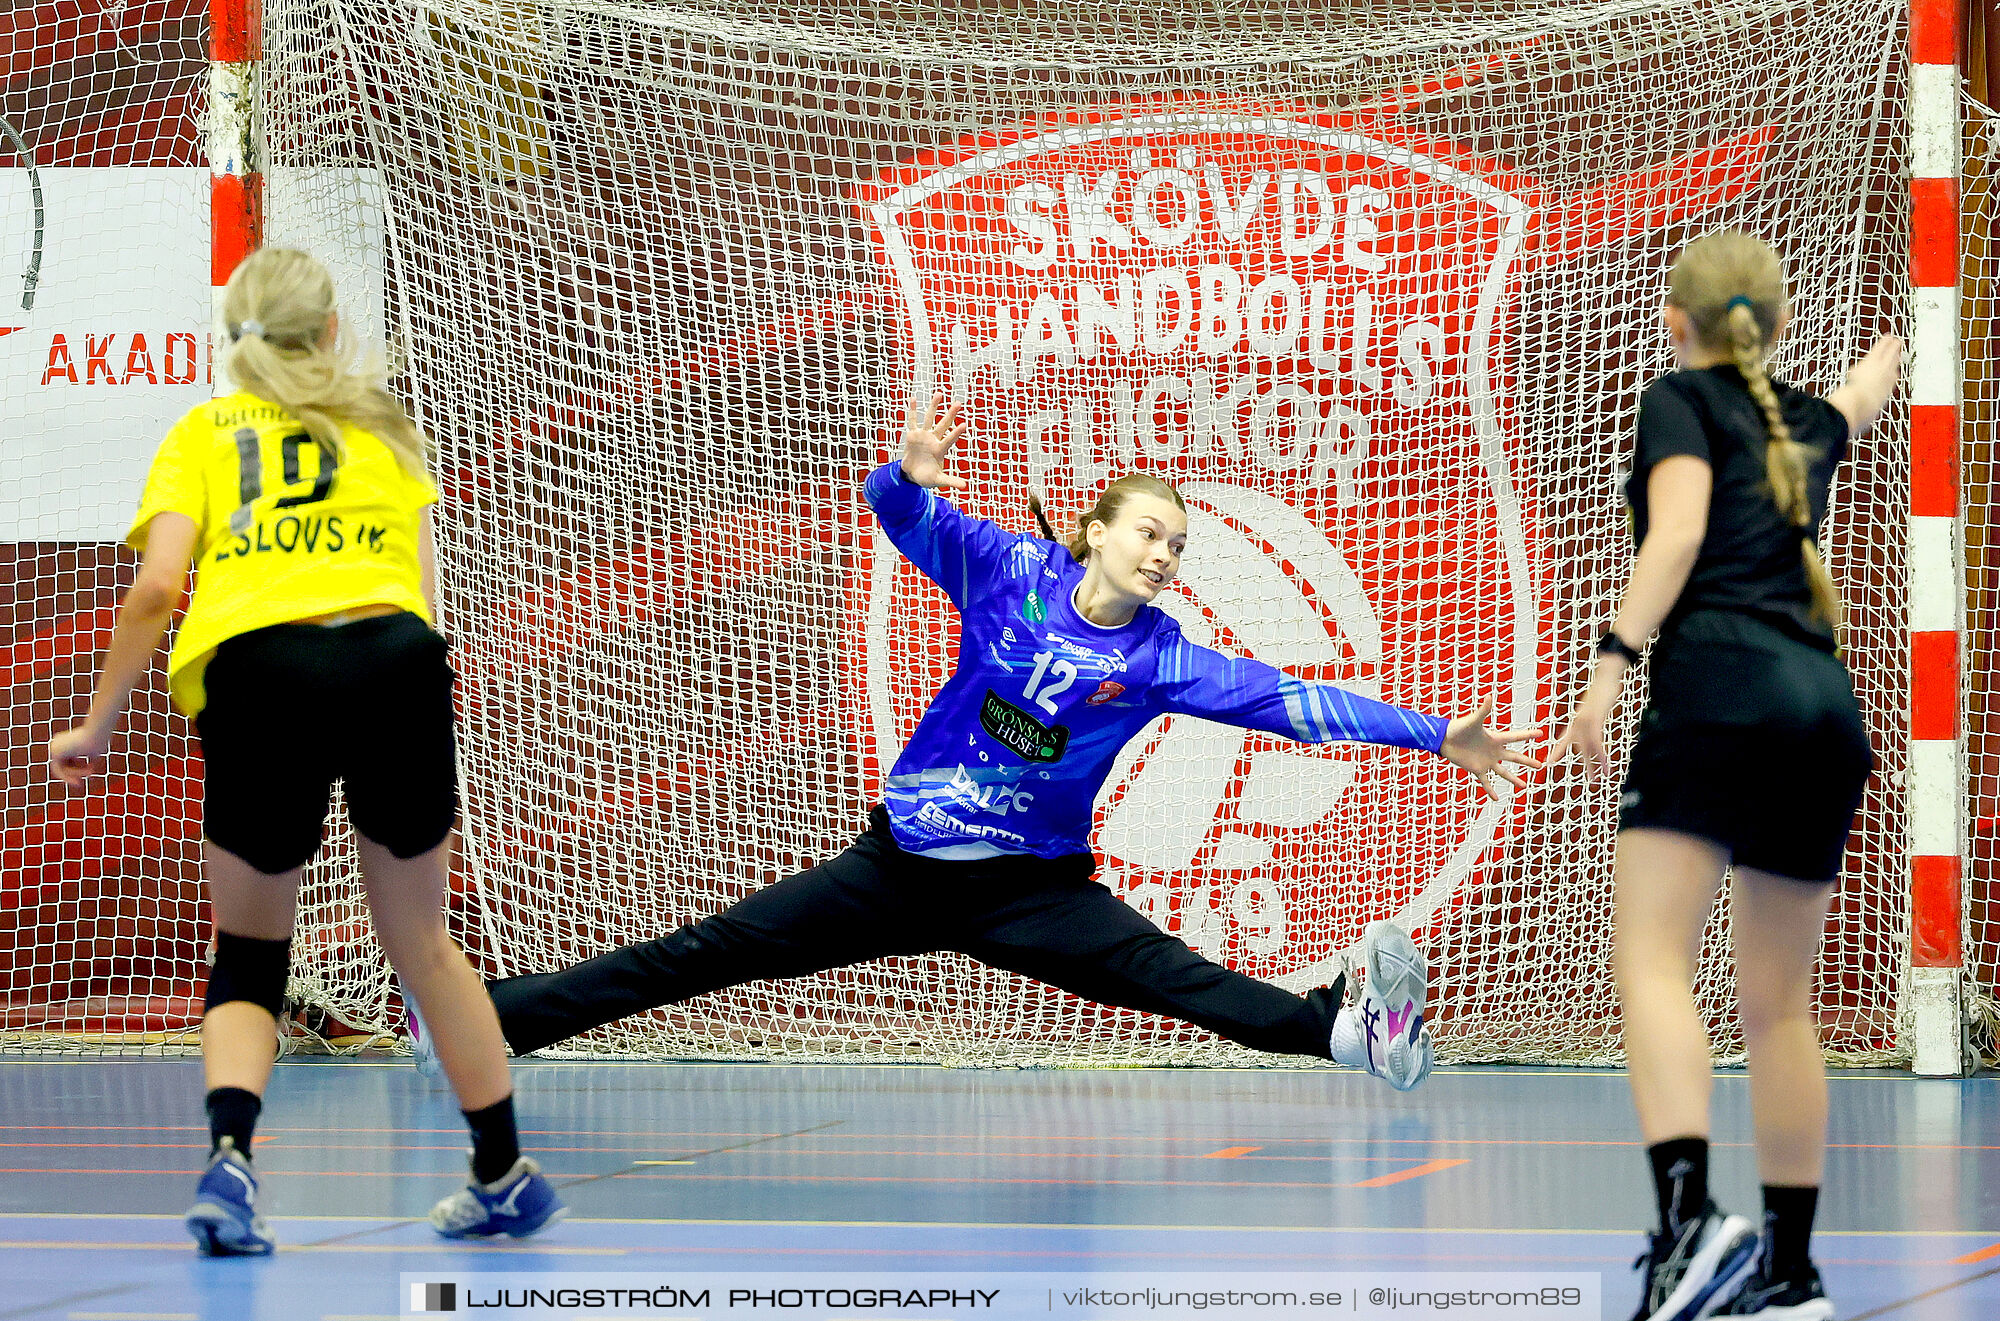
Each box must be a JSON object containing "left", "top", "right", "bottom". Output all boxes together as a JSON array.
[
  {"left": 1441, "top": 696, "right": 1544, "bottom": 800},
  {"left": 900, "top": 392, "right": 969, "bottom": 490}
]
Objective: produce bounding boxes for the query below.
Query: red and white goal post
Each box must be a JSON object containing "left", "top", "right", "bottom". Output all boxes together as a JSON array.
[{"left": 3, "top": 0, "right": 1994, "bottom": 1074}]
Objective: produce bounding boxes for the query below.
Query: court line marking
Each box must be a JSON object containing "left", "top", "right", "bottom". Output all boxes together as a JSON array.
[
  {"left": 0, "top": 1239, "right": 622, "bottom": 1256},
  {"left": 10, "top": 1125, "right": 2000, "bottom": 1153},
  {"left": 0, "top": 1144, "right": 208, "bottom": 1150},
  {"left": 1951, "top": 1242, "right": 2000, "bottom": 1265},
  {"left": 0, "top": 1141, "right": 746, "bottom": 1160},
  {"left": 610, "top": 1148, "right": 1412, "bottom": 1162},
  {"left": 4, "top": 1235, "right": 1994, "bottom": 1276},
  {"left": 0, "top": 1168, "right": 471, "bottom": 1179},
  {"left": 0, "top": 1153, "right": 1453, "bottom": 1180},
  {"left": 0, "top": 1143, "right": 1438, "bottom": 1161},
  {"left": 66, "top": 1314, "right": 196, "bottom": 1320},
  {"left": 0, "top": 1290, "right": 134, "bottom": 1321},
  {"left": 0, "top": 1058, "right": 1949, "bottom": 1082},
  {"left": 1, "top": 1142, "right": 697, "bottom": 1155},
  {"left": 3, "top": 1243, "right": 1991, "bottom": 1281},
  {"left": 292, "top": 1121, "right": 856, "bottom": 1255},
  {"left": 1349, "top": 1158, "right": 1469, "bottom": 1188},
  {"left": 608, "top": 1171, "right": 1447, "bottom": 1190},
  {"left": 1845, "top": 1261, "right": 2000, "bottom": 1319},
  {"left": 2, "top": 1213, "right": 1995, "bottom": 1238}
]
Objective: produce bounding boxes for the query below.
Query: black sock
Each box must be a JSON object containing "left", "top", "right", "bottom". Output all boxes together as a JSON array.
[
  {"left": 1761, "top": 1184, "right": 1819, "bottom": 1284},
  {"left": 1647, "top": 1137, "right": 1710, "bottom": 1232},
  {"left": 205, "top": 1086, "right": 263, "bottom": 1159},
  {"left": 1307, "top": 974, "right": 1348, "bottom": 1054},
  {"left": 464, "top": 1096, "right": 522, "bottom": 1186}
]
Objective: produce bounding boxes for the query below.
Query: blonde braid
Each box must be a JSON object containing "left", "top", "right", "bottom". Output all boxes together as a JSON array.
[{"left": 1725, "top": 299, "right": 1842, "bottom": 630}]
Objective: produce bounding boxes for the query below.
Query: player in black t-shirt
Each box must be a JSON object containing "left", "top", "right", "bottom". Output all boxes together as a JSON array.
[{"left": 1552, "top": 230, "right": 1901, "bottom": 1321}]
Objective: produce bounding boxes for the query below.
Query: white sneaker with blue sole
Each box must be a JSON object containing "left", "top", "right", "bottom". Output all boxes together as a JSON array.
[{"left": 1329, "top": 920, "right": 1434, "bottom": 1091}]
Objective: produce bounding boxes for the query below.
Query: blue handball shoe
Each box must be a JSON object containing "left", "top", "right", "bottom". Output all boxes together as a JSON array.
[
  {"left": 184, "top": 1138, "right": 275, "bottom": 1256},
  {"left": 430, "top": 1156, "right": 566, "bottom": 1239}
]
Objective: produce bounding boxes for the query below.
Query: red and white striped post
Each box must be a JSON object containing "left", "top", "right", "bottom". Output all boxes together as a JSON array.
[
  {"left": 1907, "top": 0, "right": 1969, "bottom": 1076},
  {"left": 209, "top": 0, "right": 262, "bottom": 394}
]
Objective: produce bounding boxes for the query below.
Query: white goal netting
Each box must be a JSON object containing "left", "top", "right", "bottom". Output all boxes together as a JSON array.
[
  {"left": 1965, "top": 87, "right": 1998, "bottom": 1064},
  {"left": 4, "top": 0, "right": 1966, "bottom": 1066},
  {"left": 4, "top": 0, "right": 213, "bottom": 1043}
]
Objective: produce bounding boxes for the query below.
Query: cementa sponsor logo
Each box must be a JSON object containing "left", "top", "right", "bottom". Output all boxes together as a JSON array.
[{"left": 850, "top": 110, "right": 1548, "bottom": 983}]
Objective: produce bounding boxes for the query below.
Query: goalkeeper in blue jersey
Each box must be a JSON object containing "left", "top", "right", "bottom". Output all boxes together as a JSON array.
[{"left": 410, "top": 395, "right": 1542, "bottom": 1090}]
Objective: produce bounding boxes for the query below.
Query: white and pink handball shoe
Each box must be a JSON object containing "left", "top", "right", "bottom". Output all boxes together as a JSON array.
[{"left": 1329, "top": 921, "right": 1435, "bottom": 1091}]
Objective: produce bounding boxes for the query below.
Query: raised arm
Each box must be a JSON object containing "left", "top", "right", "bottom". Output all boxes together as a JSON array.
[
  {"left": 1826, "top": 334, "right": 1904, "bottom": 440},
  {"left": 1154, "top": 633, "right": 1541, "bottom": 799},
  {"left": 864, "top": 393, "right": 1024, "bottom": 608}
]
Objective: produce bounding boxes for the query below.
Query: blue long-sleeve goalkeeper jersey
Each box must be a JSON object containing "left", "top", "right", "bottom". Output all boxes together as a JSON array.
[{"left": 865, "top": 461, "right": 1450, "bottom": 859}]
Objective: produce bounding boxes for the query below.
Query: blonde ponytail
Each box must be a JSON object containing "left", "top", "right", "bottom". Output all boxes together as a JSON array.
[
  {"left": 1667, "top": 230, "right": 1842, "bottom": 631},
  {"left": 219, "top": 247, "right": 429, "bottom": 479}
]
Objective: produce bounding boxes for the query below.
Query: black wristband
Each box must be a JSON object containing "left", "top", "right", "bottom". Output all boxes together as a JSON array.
[{"left": 1596, "top": 630, "right": 1643, "bottom": 665}]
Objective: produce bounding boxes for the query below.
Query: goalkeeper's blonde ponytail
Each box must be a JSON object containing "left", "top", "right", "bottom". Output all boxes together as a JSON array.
[
  {"left": 1666, "top": 230, "right": 1841, "bottom": 632},
  {"left": 219, "top": 247, "right": 429, "bottom": 479}
]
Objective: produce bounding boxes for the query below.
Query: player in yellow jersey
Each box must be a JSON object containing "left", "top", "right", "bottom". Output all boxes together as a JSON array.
[{"left": 46, "top": 247, "right": 564, "bottom": 1253}]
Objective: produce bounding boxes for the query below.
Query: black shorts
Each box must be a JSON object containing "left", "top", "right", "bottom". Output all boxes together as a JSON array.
[
  {"left": 195, "top": 611, "right": 458, "bottom": 874},
  {"left": 1619, "top": 611, "right": 1873, "bottom": 883}
]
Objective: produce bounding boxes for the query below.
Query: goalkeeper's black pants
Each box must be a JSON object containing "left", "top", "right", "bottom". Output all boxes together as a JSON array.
[{"left": 487, "top": 807, "right": 1340, "bottom": 1059}]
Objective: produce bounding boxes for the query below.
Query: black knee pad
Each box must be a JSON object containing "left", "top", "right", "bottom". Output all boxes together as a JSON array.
[{"left": 204, "top": 931, "right": 295, "bottom": 1018}]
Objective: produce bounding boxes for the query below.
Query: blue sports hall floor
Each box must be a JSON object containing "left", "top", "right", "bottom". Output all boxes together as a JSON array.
[{"left": 0, "top": 1056, "right": 1994, "bottom": 1320}]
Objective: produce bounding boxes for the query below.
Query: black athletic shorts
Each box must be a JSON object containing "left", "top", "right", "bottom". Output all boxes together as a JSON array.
[
  {"left": 1619, "top": 610, "right": 1873, "bottom": 883},
  {"left": 195, "top": 611, "right": 458, "bottom": 874}
]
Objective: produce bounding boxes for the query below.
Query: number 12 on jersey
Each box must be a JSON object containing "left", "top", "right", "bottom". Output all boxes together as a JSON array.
[{"left": 1023, "top": 650, "right": 1077, "bottom": 717}]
